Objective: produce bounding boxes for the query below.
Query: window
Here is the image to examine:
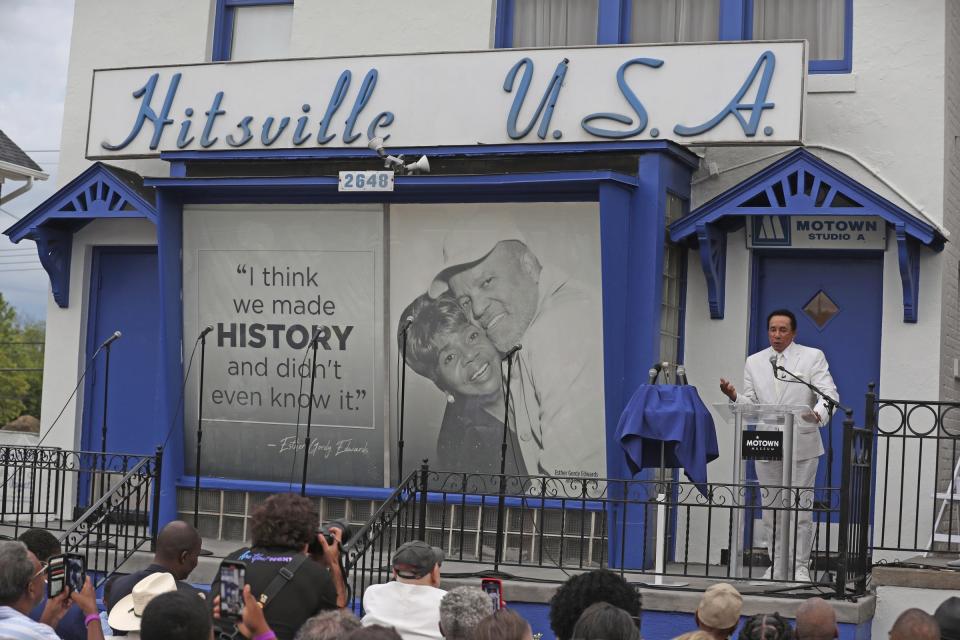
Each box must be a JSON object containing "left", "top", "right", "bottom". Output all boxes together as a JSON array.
[
  {"left": 660, "top": 193, "right": 687, "bottom": 366},
  {"left": 750, "top": 0, "right": 849, "bottom": 73},
  {"left": 212, "top": 0, "right": 293, "bottom": 62},
  {"left": 496, "top": 0, "right": 852, "bottom": 74},
  {"left": 629, "top": 0, "right": 720, "bottom": 44},
  {"left": 511, "top": 0, "right": 599, "bottom": 47}
]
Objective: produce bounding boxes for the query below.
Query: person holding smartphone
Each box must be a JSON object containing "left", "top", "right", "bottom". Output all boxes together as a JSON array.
[
  {"left": 0, "top": 541, "right": 104, "bottom": 640},
  {"left": 211, "top": 494, "right": 346, "bottom": 640}
]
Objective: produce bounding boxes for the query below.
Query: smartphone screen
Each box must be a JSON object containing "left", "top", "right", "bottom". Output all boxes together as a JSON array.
[
  {"left": 65, "top": 554, "right": 85, "bottom": 593},
  {"left": 219, "top": 561, "right": 246, "bottom": 620},
  {"left": 46, "top": 554, "right": 66, "bottom": 599},
  {"left": 481, "top": 578, "right": 502, "bottom": 611}
]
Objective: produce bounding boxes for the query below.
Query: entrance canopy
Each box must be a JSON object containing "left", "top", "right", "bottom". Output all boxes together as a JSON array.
[
  {"left": 669, "top": 148, "right": 946, "bottom": 322},
  {"left": 3, "top": 162, "right": 157, "bottom": 308}
]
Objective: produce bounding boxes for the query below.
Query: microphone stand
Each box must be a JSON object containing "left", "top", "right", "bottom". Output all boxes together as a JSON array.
[
  {"left": 493, "top": 348, "right": 518, "bottom": 574},
  {"left": 397, "top": 321, "right": 411, "bottom": 486},
  {"left": 98, "top": 339, "right": 113, "bottom": 503},
  {"left": 194, "top": 330, "right": 213, "bottom": 555},
  {"left": 300, "top": 332, "right": 321, "bottom": 496}
]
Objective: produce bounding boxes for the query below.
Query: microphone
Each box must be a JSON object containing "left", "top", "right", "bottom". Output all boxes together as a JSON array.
[
  {"left": 502, "top": 344, "right": 522, "bottom": 360},
  {"left": 769, "top": 354, "right": 779, "bottom": 378},
  {"left": 99, "top": 331, "right": 122, "bottom": 349},
  {"left": 648, "top": 362, "right": 662, "bottom": 384},
  {"left": 401, "top": 316, "right": 414, "bottom": 332},
  {"left": 199, "top": 325, "right": 214, "bottom": 339}
]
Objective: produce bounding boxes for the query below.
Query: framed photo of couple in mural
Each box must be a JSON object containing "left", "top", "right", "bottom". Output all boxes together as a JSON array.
[{"left": 390, "top": 202, "right": 607, "bottom": 480}]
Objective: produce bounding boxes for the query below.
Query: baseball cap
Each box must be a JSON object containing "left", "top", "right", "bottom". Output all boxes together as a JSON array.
[
  {"left": 392, "top": 540, "right": 444, "bottom": 579},
  {"left": 427, "top": 223, "right": 527, "bottom": 298},
  {"left": 697, "top": 583, "right": 743, "bottom": 629}
]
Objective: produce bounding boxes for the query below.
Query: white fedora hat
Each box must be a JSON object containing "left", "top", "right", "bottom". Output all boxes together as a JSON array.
[{"left": 108, "top": 572, "right": 178, "bottom": 631}]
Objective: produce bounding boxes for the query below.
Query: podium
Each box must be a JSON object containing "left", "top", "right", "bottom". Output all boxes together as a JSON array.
[{"left": 713, "top": 403, "right": 818, "bottom": 580}]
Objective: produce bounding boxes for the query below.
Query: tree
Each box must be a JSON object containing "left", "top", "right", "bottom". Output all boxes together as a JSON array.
[{"left": 0, "top": 293, "right": 44, "bottom": 426}]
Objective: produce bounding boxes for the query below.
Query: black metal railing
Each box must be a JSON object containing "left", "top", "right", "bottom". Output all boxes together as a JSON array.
[
  {"left": 340, "top": 464, "right": 424, "bottom": 612},
  {"left": 60, "top": 451, "right": 162, "bottom": 587},
  {"left": 868, "top": 385, "right": 960, "bottom": 556},
  {"left": 0, "top": 445, "right": 161, "bottom": 585},
  {"left": 343, "top": 416, "right": 872, "bottom": 603}
]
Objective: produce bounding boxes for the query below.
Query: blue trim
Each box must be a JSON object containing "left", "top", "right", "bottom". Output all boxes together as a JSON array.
[
  {"left": 156, "top": 190, "right": 185, "bottom": 527},
  {"left": 597, "top": 0, "right": 624, "bottom": 45},
  {"left": 212, "top": 0, "right": 293, "bottom": 62},
  {"left": 494, "top": 0, "right": 514, "bottom": 48},
  {"left": 896, "top": 226, "right": 921, "bottom": 323},
  {"left": 718, "top": 0, "right": 747, "bottom": 40},
  {"left": 159, "top": 140, "right": 700, "bottom": 167}
]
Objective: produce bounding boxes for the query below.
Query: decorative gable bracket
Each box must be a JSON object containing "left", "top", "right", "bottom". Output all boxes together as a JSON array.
[
  {"left": 3, "top": 163, "right": 156, "bottom": 308},
  {"left": 670, "top": 149, "right": 945, "bottom": 322}
]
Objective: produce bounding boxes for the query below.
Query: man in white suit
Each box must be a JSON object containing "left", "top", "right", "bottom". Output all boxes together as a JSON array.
[{"left": 719, "top": 309, "right": 838, "bottom": 582}]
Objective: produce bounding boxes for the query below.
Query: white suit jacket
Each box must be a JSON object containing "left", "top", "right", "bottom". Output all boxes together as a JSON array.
[{"left": 735, "top": 342, "right": 839, "bottom": 460}]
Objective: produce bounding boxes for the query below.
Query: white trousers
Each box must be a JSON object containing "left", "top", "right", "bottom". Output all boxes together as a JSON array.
[{"left": 754, "top": 456, "right": 819, "bottom": 578}]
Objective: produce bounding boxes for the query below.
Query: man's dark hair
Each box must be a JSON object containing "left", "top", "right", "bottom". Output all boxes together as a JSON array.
[
  {"left": 345, "top": 625, "right": 403, "bottom": 640},
  {"left": 250, "top": 493, "right": 318, "bottom": 549},
  {"left": 141, "top": 591, "right": 212, "bottom": 640},
  {"left": 549, "top": 569, "right": 641, "bottom": 640},
  {"left": 740, "top": 613, "right": 795, "bottom": 640},
  {"left": 934, "top": 596, "right": 960, "bottom": 640},
  {"left": 890, "top": 608, "right": 939, "bottom": 640},
  {"left": 294, "top": 609, "right": 362, "bottom": 640},
  {"left": 470, "top": 609, "right": 531, "bottom": 640},
  {"left": 18, "top": 528, "right": 61, "bottom": 562},
  {"left": 571, "top": 601, "right": 639, "bottom": 640},
  {"left": 767, "top": 309, "right": 797, "bottom": 332}
]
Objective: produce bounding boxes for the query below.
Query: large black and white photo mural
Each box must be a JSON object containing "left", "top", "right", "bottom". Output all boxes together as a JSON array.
[{"left": 390, "top": 203, "right": 606, "bottom": 480}]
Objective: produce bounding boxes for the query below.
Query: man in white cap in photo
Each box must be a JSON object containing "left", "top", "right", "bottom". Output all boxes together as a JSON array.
[
  {"left": 429, "top": 225, "right": 605, "bottom": 478},
  {"left": 361, "top": 540, "right": 446, "bottom": 640}
]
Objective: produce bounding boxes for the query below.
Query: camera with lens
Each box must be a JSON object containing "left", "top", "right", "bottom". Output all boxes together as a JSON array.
[{"left": 308, "top": 519, "right": 351, "bottom": 555}]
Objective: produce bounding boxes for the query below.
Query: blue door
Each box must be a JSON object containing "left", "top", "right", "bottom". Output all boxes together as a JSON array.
[
  {"left": 82, "top": 248, "right": 161, "bottom": 459},
  {"left": 751, "top": 252, "right": 883, "bottom": 498}
]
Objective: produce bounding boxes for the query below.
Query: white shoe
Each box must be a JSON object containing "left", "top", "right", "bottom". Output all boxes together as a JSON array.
[{"left": 795, "top": 567, "right": 811, "bottom": 582}]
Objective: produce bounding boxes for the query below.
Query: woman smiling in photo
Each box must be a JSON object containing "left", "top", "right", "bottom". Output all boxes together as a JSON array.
[{"left": 399, "top": 292, "right": 527, "bottom": 476}]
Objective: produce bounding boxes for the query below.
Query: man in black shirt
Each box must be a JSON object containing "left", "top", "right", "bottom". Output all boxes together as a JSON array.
[
  {"left": 211, "top": 494, "right": 346, "bottom": 640},
  {"left": 109, "top": 519, "right": 204, "bottom": 624}
]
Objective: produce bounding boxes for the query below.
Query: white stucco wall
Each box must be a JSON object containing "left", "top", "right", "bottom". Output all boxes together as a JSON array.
[{"left": 872, "top": 586, "right": 955, "bottom": 638}]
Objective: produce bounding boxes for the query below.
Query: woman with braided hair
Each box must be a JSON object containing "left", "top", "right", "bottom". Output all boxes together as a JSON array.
[{"left": 739, "top": 613, "right": 795, "bottom": 640}]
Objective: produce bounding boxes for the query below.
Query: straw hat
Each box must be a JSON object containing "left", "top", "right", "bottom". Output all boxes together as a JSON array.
[{"left": 108, "top": 572, "right": 178, "bottom": 631}]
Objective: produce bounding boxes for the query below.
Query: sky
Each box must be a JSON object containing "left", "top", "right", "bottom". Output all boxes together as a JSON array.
[{"left": 0, "top": 0, "right": 75, "bottom": 323}]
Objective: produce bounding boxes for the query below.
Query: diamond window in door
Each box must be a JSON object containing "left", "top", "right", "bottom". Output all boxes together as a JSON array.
[{"left": 803, "top": 290, "right": 839, "bottom": 329}]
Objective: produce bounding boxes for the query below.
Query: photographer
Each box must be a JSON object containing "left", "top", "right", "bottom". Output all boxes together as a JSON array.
[{"left": 211, "top": 494, "right": 346, "bottom": 640}]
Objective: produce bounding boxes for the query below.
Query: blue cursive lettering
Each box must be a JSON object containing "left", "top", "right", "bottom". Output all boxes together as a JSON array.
[
  {"left": 503, "top": 58, "right": 568, "bottom": 140},
  {"left": 581, "top": 57, "right": 662, "bottom": 139},
  {"left": 673, "top": 51, "right": 776, "bottom": 137},
  {"left": 102, "top": 72, "right": 180, "bottom": 151}
]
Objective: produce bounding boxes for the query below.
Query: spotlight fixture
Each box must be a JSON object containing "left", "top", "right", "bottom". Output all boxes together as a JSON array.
[{"left": 367, "top": 137, "right": 430, "bottom": 175}]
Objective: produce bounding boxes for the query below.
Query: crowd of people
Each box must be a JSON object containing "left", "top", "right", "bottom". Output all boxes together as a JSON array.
[{"left": 3, "top": 493, "right": 960, "bottom": 640}]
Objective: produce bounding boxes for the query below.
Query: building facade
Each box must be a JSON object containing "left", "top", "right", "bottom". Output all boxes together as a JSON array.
[{"left": 5, "top": 2, "right": 958, "bottom": 600}]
